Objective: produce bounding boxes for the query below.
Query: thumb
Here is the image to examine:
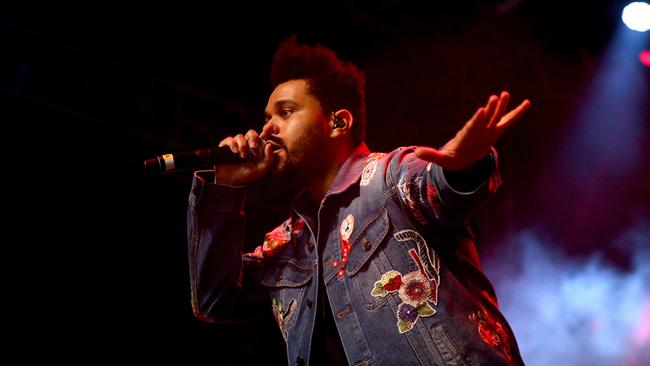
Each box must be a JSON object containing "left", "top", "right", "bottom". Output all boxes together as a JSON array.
[
  {"left": 253, "top": 142, "right": 275, "bottom": 175},
  {"left": 414, "top": 147, "right": 459, "bottom": 171},
  {"left": 414, "top": 147, "right": 447, "bottom": 164}
]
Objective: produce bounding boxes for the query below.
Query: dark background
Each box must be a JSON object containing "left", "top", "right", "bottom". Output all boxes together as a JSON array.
[{"left": 4, "top": 0, "right": 648, "bottom": 363}]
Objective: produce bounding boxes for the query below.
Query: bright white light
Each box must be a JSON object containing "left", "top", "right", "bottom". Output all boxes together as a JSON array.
[{"left": 622, "top": 2, "right": 650, "bottom": 32}]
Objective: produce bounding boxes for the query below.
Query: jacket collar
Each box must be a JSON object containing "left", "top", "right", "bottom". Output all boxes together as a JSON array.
[
  {"left": 326, "top": 143, "right": 371, "bottom": 196},
  {"left": 292, "top": 143, "right": 371, "bottom": 213}
]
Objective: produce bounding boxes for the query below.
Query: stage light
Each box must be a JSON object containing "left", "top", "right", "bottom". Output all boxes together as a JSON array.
[
  {"left": 622, "top": 2, "right": 650, "bottom": 32},
  {"left": 640, "top": 50, "right": 650, "bottom": 66}
]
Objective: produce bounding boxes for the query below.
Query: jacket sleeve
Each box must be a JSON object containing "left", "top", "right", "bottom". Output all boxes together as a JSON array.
[
  {"left": 387, "top": 147, "right": 501, "bottom": 228},
  {"left": 187, "top": 170, "right": 265, "bottom": 323}
]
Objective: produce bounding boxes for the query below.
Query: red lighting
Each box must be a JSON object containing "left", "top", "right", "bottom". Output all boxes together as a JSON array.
[{"left": 640, "top": 50, "right": 650, "bottom": 67}]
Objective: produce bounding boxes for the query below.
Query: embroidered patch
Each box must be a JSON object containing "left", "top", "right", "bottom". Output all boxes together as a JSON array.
[
  {"left": 340, "top": 214, "right": 354, "bottom": 240},
  {"left": 394, "top": 230, "right": 440, "bottom": 304},
  {"left": 422, "top": 162, "right": 443, "bottom": 218},
  {"left": 371, "top": 270, "right": 402, "bottom": 297},
  {"left": 369, "top": 230, "right": 442, "bottom": 334},
  {"left": 397, "top": 173, "right": 428, "bottom": 225},
  {"left": 398, "top": 270, "right": 432, "bottom": 306},
  {"left": 371, "top": 264, "right": 437, "bottom": 333},
  {"left": 272, "top": 297, "right": 296, "bottom": 342},
  {"left": 334, "top": 214, "right": 355, "bottom": 277},
  {"left": 368, "top": 152, "right": 386, "bottom": 161},
  {"left": 470, "top": 310, "right": 513, "bottom": 362},
  {"left": 397, "top": 301, "right": 436, "bottom": 333},
  {"left": 360, "top": 160, "right": 378, "bottom": 187},
  {"left": 262, "top": 218, "right": 305, "bottom": 257},
  {"left": 291, "top": 218, "right": 305, "bottom": 236},
  {"left": 425, "top": 183, "right": 442, "bottom": 219},
  {"left": 487, "top": 148, "right": 502, "bottom": 194},
  {"left": 250, "top": 245, "right": 264, "bottom": 259},
  {"left": 370, "top": 233, "right": 441, "bottom": 334}
]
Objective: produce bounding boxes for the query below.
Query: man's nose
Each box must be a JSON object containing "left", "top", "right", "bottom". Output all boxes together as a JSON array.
[{"left": 261, "top": 120, "right": 280, "bottom": 139}]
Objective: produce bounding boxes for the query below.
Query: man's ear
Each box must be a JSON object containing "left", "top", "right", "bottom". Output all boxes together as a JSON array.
[{"left": 329, "top": 109, "right": 354, "bottom": 139}]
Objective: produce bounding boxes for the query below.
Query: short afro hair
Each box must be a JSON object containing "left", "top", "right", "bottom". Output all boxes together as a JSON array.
[{"left": 270, "top": 36, "right": 366, "bottom": 145}]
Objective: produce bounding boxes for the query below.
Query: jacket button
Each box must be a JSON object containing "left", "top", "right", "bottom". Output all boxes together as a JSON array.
[
  {"left": 296, "top": 356, "right": 305, "bottom": 366},
  {"left": 276, "top": 272, "right": 283, "bottom": 281},
  {"left": 307, "top": 242, "right": 315, "bottom": 252},
  {"left": 306, "top": 299, "right": 313, "bottom": 308},
  {"left": 363, "top": 238, "right": 372, "bottom": 251}
]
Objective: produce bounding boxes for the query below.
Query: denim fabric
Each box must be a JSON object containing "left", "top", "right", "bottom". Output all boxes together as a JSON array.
[{"left": 188, "top": 144, "right": 524, "bottom": 365}]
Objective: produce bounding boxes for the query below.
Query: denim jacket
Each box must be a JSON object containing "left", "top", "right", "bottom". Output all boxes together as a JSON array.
[{"left": 188, "top": 143, "right": 524, "bottom": 365}]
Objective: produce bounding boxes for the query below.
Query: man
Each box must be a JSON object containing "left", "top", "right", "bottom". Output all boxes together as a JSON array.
[{"left": 187, "top": 37, "right": 530, "bottom": 365}]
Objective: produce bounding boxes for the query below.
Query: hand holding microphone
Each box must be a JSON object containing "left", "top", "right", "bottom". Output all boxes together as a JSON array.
[
  {"left": 143, "top": 123, "right": 279, "bottom": 185},
  {"left": 212, "top": 126, "right": 278, "bottom": 185}
]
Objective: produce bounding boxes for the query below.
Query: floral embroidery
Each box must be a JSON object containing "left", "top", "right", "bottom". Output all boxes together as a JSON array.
[
  {"left": 261, "top": 218, "right": 305, "bottom": 257},
  {"left": 371, "top": 230, "right": 442, "bottom": 334},
  {"left": 395, "top": 270, "right": 437, "bottom": 333},
  {"left": 272, "top": 297, "right": 296, "bottom": 342},
  {"left": 397, "top": 301, "right": 436, "bottom": 333},
  {"left": 398, "top": 303, "right": 419, "bottom": 323},
  {"left": 371, "top": 270, "right": 402, "bottom": 297},
  {"left": 470, "top": 310, "right": 513, "bottom": 362},
  {"left": 333, "top": 214, "right": 355, "bottom": 277},
  {"left": 398, "top": 271, "right": 431, "bottom": 306},
  {"left": 370, "top": 252, "right": 439, "bottom": 333}
]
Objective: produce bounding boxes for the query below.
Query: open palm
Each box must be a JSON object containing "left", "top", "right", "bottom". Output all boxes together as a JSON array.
[{"left": 415, "top": 91, "right": 530, "bottom": 171}]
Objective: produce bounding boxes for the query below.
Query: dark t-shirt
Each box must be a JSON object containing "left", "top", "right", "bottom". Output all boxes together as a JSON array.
[{"left": 310, "top": 265, "right": 348, "bottom": 366}]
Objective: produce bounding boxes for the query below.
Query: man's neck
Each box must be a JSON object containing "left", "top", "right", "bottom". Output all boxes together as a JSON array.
[{"left": 306, "top": 146, "right": 352, "bottom": 204}]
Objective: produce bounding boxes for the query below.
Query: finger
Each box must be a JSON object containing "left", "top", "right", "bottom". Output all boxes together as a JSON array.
[
  {"left": 414, "top": 146, "right": 449, "bottom": 165},
  {"left": 219, "top": 137, "right": 239, "bottom": 153},
  {"left": 481, "top": 95, "right": 498, "bottom": 126},
  {"left": 496, "top": 99, "right": 531, "bottom": 130},
  {"left": 467, "top": 106, "right": 487, "bottom": 128},
  {"left": 218, "top": 137, "right": 230, "bottom": 148},
  {"left": 233, "top": 134, "right": 249, "bottom": 158},
  {"left": 487, "top": 91, "right": 510, "bottom": 129},
  {"left": 245, "top": 129, "right": 262, "bottom": 149},
  {"left": 255, "top": 141, "right": 275, "bottom": 174}
]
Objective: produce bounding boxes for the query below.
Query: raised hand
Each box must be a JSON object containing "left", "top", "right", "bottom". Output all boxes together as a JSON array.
[
  {"left": 213, "top": 122, "right": 278, "bottom": 185},
  {"left": 414, "top": 91, "right": 530, "bottom": 171}
]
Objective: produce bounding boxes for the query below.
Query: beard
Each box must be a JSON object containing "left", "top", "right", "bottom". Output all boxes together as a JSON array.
[{"left": 267, "top": 127, "right": 328, "bottom": 198}]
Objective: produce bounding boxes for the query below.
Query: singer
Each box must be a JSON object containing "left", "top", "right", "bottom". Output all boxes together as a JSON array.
[{"left": 187, "top": 36, "right": 530, "bottom": 365}]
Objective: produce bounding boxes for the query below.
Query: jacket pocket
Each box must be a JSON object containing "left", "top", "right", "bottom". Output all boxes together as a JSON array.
[
  {"left": 259, "top": 258, "right": 313, "bottom": 288},
  {"left": 429, "top": 323, "right": 467, "bottom": 365},
  {"left": 260, "top": 259, "right": 313, "bottom": 337},
  {"left": 346, "top": 208, "right": 390, "bottom": 276},
  {"left": 346, "top": 208, "right": 394, "bottom": 310}
]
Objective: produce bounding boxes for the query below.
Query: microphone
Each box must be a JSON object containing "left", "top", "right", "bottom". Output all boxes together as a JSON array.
[{"left": 143, "top": 143, "right": 265, "bottom": 175}]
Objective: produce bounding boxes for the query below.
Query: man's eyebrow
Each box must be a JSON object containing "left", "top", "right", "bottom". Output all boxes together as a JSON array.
[{"left": 275, "top": 99, "right": 297, "bottom": 108}]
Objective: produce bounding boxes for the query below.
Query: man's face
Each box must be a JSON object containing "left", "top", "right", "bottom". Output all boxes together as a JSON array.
[{"left": 263, "top": 79, "right": 330, "bottom": 188}]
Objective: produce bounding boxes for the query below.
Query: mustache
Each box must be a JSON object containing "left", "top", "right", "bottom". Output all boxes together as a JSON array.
[{"left": 264, "top": 136, "right": 285, "bottom": 150}]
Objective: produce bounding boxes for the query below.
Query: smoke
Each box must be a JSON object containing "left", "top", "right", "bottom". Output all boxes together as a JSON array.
[{"left": 483, "top": 218, "right": 650, "bottom": 366}]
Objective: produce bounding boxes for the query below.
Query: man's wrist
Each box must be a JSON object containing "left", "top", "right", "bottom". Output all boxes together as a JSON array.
[{"left": 443, "top": 151, "right": 496, "bottom": 192}]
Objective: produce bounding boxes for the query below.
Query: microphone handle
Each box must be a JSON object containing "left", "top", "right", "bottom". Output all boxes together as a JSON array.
[{"left": 143, "top": 145, "right": 263, "bottom": 175}]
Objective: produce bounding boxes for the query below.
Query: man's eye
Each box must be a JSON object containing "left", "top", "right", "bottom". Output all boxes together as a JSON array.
[{"left": 281, "top": 109, "right": 293, "bottom": 118}]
